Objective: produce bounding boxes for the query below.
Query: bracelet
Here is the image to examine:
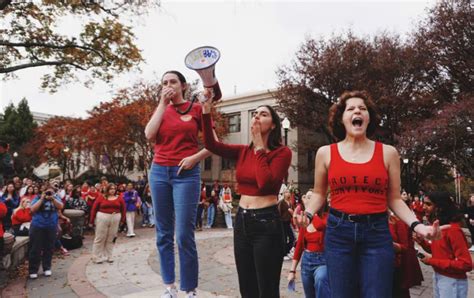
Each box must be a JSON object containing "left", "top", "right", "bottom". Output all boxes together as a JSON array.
[
  {"left": 304, "top": 211, "right": 313, "bottom": 222},
  {"left": 289, "top": 270, "right": 296, "bottom": 274},
  {"left": 410, "top": 220, "right": 422, "bottom": 232}
]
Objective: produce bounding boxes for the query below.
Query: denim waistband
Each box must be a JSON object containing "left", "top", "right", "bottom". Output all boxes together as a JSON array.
[{"left": 329, "top": 208, "right": 387, "bottom": 223}]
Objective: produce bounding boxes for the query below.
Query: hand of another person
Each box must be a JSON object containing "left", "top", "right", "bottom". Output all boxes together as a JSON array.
[
  {"left": 414, "top": 220, "right": 450, "bottom": 241},
  {"left": 419, "top": 252, "right": 432, "bottom": 264},
  {"left": 287, "top": 271, "right": 296, "bottom": 282},
  {"left": 200, "top": 88, "right": 214, "bottom": 114},
  {"left": 293, "top": 205, "right": 309, "bottom": 228}
]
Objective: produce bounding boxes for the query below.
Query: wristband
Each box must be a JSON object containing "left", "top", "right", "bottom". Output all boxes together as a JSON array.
[
  {"left": 410, "top": 220, "right": 422, "bottom": 232},
  {"left": 304, "top": 211, "right": 313, "bottom": 223},
  {"left": 289, "top": 270, "right": 296, "bottom": 274}
]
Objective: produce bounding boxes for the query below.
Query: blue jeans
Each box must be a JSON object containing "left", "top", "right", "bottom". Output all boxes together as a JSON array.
[
  {"left": 324, "top": 211, "right": 394, "bottom": 298},
  {"left": 141, "top": 202, "right": 155, "bottom": 225},
  {"left": 301, "top": 251, "right": 330, "bottom": 298},
  {"left": 207, "top": 204, "right": 215, "bottom": 227},
  {"left": 433, "top": 272, "right": 468, "bottom": 298},
  {"left": 224, "top": 210, "right": 233, "bottom": 228},
  {"left": 149, "top": 163, "right": 200, "bottom": 291}
]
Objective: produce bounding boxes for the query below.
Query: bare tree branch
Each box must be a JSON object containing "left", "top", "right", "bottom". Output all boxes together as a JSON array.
[
  {"left": 1, "top": 60, "right": 86, "bottom": 73},
  {"left": 0, "top": 40, "right": 106, "bottom": 60}
]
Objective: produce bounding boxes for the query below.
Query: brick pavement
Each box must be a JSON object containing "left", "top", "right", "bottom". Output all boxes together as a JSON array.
[{"left": 2, "top": 226, "right": 473, "bottom": 297}]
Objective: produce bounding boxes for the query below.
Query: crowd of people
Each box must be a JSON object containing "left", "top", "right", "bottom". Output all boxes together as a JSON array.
[{"left": 1, "top": 75, "right": 473, "bottom": 298}]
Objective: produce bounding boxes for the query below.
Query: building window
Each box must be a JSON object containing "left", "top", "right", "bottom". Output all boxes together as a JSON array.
[
  {"left": 127, "top": 157, "right": 134, "bottom": 171},
  {"left": 204, "top": 157, "right": 212, "bottom": 171},
  {"left": 227, "top": 113, "right": 241, "bottom": 133},
  {"left": 138, "top": 156, "right": 145, "bottom": 171},
  {"left": 222, "top": 158, "right": 236, "bottom": 170}
]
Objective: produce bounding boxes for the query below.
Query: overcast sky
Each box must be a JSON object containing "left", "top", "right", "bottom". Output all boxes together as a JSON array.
[{"left": 1, "top": 0, "right": 435, "bottom": 118}]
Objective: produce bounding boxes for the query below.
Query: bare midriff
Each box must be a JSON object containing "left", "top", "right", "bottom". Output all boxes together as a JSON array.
[{"left": 239, "top": 194, "right": 278, "bottom": 209}]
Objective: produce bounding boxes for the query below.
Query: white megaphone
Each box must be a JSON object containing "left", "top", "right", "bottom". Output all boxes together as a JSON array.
[{"left": 185, "top": 46, "right": 222, "bottom": 102}]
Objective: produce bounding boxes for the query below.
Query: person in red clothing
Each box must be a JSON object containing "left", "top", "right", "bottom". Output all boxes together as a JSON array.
[
  {"left": 201, "top": 94, "right": 292, "bottom": 298},
  {"left": 389, "top": 213, "right": 423, "bottom": 298},
  {"left": 287, "top": 210, "right": 330, "bottom": 298},
  {"left": 89, "top": 183, "right": 126, "bottom": 264},
  {"left": 416, "top": 192, "right": 472, "bottom": 298},
  {"left": 21, "top": 185, "right": 36, "bottom": 202},
  {"left": 11, "top": 197, "right": 32, "bottom": 236},
  {"left": 295, "top": 90, "right": 446, "bottom": 298},
  {"left": 411, "top": 195, "right": 424, "bottom": 221},
  {"left": 0, "top": 201, "right": 7, "bottom": 255},
  {"left": 144, "top": 70, "right": 215, "bottom": 298}
]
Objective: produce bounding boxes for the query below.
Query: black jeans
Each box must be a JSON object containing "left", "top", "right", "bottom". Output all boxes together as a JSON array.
[
  {"left": 282, "top": 221, "right": 295, "bottom": 255},
  {"left": 234, "top": 205, "right": 285, "bottom": 298},
  {"left": 28, "top": 225, "right": 56, "bottom": 274}
]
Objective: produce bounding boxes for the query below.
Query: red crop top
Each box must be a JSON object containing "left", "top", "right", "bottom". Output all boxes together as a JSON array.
[
  {"left": 293, "top": 213, "right": 327, "bottom": 261},
  {"left": 328, "top": 142, "right": 389, "bottom": 214},
  {"left": 202, "top": 113, "right": 291, "bottom": 196}
]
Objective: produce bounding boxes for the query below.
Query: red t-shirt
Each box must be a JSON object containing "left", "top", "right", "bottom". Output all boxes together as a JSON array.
[
  {"left": 11, "top": 208, "right": 32, "bottom": 225},
  {"left": 202, "top": 113, "right": 291, "bottom": 196},
  {"left": 153, "top": 102, "right": 204, "bottom": 166},
  {"left": 293, "top": 214, "right": 327, "bottom": 261},
  {"left": 89, "top": 196, "right": 126, "bottom": 224},
  {"left": 328, "top": 142, "right": 389, "bottom": 214},
  {"left": 421, "top": 222, "right": 473, "bottom": 279}
]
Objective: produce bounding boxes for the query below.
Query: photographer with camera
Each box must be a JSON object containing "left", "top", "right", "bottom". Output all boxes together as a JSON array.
[{"left": 28, "top": 184, "right": 64, "bottom": 279}]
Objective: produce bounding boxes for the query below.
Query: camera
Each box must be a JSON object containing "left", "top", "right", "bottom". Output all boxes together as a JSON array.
[{"left": 45, "top": 191, "right": 53, "bottom": 196}]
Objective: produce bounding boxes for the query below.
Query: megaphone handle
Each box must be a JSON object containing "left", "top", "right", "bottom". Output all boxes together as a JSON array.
[{"left": 205, "top": 81, "right": 221, "bottom": 101}]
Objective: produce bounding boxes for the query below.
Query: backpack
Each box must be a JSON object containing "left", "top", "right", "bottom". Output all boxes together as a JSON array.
[{"left": 61, "top": 235, "right": 83, "bottom": 250}]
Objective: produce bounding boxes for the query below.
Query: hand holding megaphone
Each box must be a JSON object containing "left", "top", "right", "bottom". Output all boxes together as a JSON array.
[{"left": 200, "top": 88, "right": 214, "bottom": 114}]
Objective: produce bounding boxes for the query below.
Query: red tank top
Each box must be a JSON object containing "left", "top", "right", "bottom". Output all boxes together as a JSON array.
[{"left": 328, "top": 142, "right": 389, "bottom": 214}]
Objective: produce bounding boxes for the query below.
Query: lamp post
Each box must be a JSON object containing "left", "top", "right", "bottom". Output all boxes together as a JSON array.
[
  {"left": 403, "top": 158, "right": 409, "bottom": 194},
  {"left": 282, "top": 117, "right": 290, "bottom": 146}
]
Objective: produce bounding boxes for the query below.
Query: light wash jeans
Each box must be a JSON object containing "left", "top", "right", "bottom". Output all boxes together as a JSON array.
[
  {"left": 224, "top": 210, "right": 233, "bottom": 228},
  {"left": 149, "top": 163, "right": 200, "bottom": 291},
  {"left": 301, "top": 251, "right": 330, "bottom": 298},
  {"left": 433, "top": 272, "right": 468, "bottom": 298},
  {"left": 207, "top": 204, "right": 215, "bottom": 228},
  {"left": 141, "top": 202, "right": 155, "bottom": 226}
]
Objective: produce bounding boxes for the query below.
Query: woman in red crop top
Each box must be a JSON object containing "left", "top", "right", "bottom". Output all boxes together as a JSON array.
[
  {"left": 201, "top": 95, "right": 292, "bottom": 298},
  {"left": 287, "top": 209, "right": 330, "bottom": 298},
  {"left": 90, "top": 183, "right": 126, "bottom": 264},
  {"left": 295, "top": 90, "right": 446, "bottom": 298},
  {"left": 416, "top": 192, "right": 472, "bottom": 298},
  {"left": 144, "top": 71, "right": 215, "bottom": 297}
]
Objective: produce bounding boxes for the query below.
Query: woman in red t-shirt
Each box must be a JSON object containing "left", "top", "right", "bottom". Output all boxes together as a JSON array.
[
  {"left": 296, "top": 90, "right": 445, "bottom": 297},
  {"left": 201, "top": 94, "right": 291, "bottom": 297},
  {"left": 416, "top": 192, "right": 472, "bottom": 298},
  {"left": 11, "top": 197, "right": 32, "bottom": 236},
  {"left": 144, "top": 71, "right": 215, "bottom": 297}
]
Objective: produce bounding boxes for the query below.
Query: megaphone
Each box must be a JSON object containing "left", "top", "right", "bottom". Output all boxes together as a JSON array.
[{"left": 185, "top": 46, "right": 222, "bottom": 102}]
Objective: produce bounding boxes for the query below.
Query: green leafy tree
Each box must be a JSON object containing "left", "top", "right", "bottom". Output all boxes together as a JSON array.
[
  {"left": 0, "top": 98, "right": 37, "bottom": 175},
  {"left": 0, "top": 0, "right": 160, "bottom": 91}
]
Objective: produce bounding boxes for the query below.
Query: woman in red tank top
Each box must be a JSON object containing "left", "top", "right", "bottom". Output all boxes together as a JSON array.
[{"left": 295, "top": 90, "right": 446, "bottom": 298}]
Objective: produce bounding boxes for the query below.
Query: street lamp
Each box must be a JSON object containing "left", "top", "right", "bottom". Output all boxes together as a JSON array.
[
  {"left": 403, "top": 158, "right": 410, "bottom": 194},
  {"left": 282, "top": 117, "right": 290, "bottom": 146}
]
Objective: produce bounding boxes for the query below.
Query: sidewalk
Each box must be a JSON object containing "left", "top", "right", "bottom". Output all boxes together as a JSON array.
[{"left": 2, "top": 227, "right": 473, "bottom": 297}]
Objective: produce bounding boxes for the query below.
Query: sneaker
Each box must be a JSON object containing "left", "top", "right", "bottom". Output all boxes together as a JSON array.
[
  {"left": 60, "top": 247, "right": 70, "bottom": 256},
  {"left": 62, "top": 234, "right": 72, "bottom": 240},
  {"left": 29, "top": 273, "right": 38, "bottom": 279},
  {"left": 185, "top": 290, "right": 197, "bottom": 298},
  {"left": 130, "top": 233, "right": 136, "bottom": 237},
  {"left": 107, "top": 259, "right": 114, "bottom": 263},
  {"left": 148, "top": 224, "right": 155, "bottom": 228},
  {"left": 469, "top": 245, "right": 474, "bottom": 252},
  {"left": 44, "top": 270, "right": 52, "bottom": 277},
  {"left": 141, "top": 224, "right": 147, "bottom": 228},
  {"left": 161, "top": 287, "right": 178, "bottom": 298},
  {"left": 283, "top": 255, "right": 291, "bottom": 261},
  {"left": 126, "top": 234, "right": 132, "bottom": 237}
]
